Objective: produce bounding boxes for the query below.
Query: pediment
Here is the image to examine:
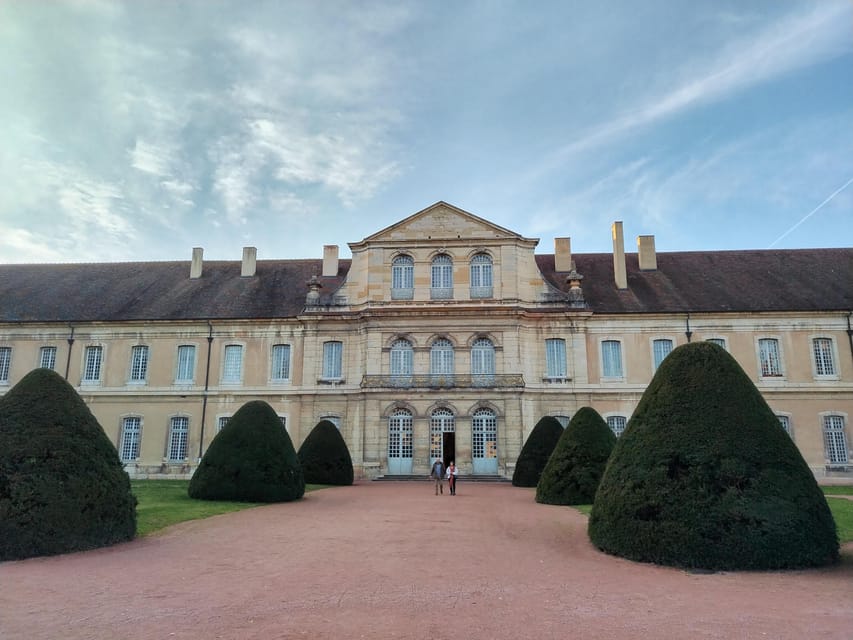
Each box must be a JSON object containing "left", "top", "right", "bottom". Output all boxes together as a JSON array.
[{"left": 359, "top": 202, "right": 526, "bottom": 245}]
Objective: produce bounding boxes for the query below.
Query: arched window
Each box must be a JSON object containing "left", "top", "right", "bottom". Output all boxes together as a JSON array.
[
  {"left": 471, "top": 338, "right": 495, "bottom": 384},
  {"left": 430, "top": 408, "right": 455, "bottom": 461},
  {"left": 388, "top": 408, "right": 414, "bottom": 474},
  {"left": 607, "top": 415, "right": 627, "bottom": 437},
  {"left": 430, "top": 338, "right": 454, "bottom": 376},
  {"left": 391, "top": 255, "right": 414, "bottom": 299},
  {"left": 390, "top": 339, "right": 413, "bottom": 379},
  {"left": 431, "top": 254, "right": 453, "bottom": 299},
  {"left": 469, "top": 253, "right": 493, "bottom": 298},
  {"left": 472, "top": 408, "right": 498, "bottom": 473}
]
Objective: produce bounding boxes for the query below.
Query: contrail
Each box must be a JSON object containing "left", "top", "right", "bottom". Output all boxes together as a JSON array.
[{"left": 768, "top": 176, "right": 853, "bottom": 248}]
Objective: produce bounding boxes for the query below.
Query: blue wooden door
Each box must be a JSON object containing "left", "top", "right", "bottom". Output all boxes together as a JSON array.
[
  {"left": 472, "top": 409, "right": 498, "bottom": 474},
  {"left": 387, "top": 409, "right": 413, "bottom": 474}
]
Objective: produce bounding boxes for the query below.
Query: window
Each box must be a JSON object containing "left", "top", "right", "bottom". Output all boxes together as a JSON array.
[
  {"left": 321, "top": 415, "right": 341, "bottom": 429},
  {"left": 322, "top": 341, "right": 343, "bottom": 379},
  {"left": 430, "top": 338, "right": 454, "bottom": 376},
  {"left": 823, "top": 415, "right": 848, "bottom": 464},
  {"left": 175, "top": 345, "right": 196, "bottom": 383},
  {"left": 601, "top": 340, "right": 623, "bottom": 378},
  {"left": 430, "top": 408, "right": 455, "bottom": 460},
  {"left": 471, "top": 338, "right": 495, "bottom": 381},
  {"left": 0, "top": 347, "right": 10, "bottom": 382},
  {"left": 545, "top": 338, "right": 567, "bottom": 378},
  {"left": 217, "top": 416, "right": 230, "bottom": 433},
  {"left": 390, "top": 339, "right": 413, "bottom": 378},
  {"left": 119, "top": 417, "right": 141, "bottom": 461},
  {"left": 554, "top": 415, "right": 571, "bottom": 428},
  {"left": 222, "top": 345, "right": 243, "bottom": 383},
  {"left": 279, "top": 415, "right": 288, "bottom": 431},
  {"left": 83, "top": 346, "right": 103, "bottom": 382},
  {"left": 167, "top": 417, "right": 189, "bottom": 461},
  {"left": 469, "top": 253, "right": 493, "bottom": 298},
  {"left": 758, "top": 338, "right": 783, "bottom": 377},
  {"left": 391, "top": 255, "right": 414, "bottom": 299},
  {"left": 607, "top": 415, "right": 627, "bottom": 437},
  {"left": 430, "top": 254, "right": 453, "bottom": 299},
  {"left": 472, "top": 408, "right": 497, "bottom": 459},
  {"left": 706, "top": 338, "right": 726, "bottom": 350},
  {"left": 39, "top": 346, "right": 57, "bottom": 370},
  {"left": 271, "top": 344, "right": 291, "bottom": 381},
  {"left": 812, "top": 338, "right": 836, "bottom": 377},
  {"left": 652, "top": 339, "right": 673, "bottom": 371},
  {"left": 130, "top": 345, "right": 149, "bottom": 383},
  {"left": 777, "top": 415, "right": 792, "bottom": 436},
  {"left": 388, "top": 409, "right": 413, "bottom": 459}
]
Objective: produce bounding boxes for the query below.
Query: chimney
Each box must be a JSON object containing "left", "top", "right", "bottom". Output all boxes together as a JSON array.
[
  {"left": 611, "top": 221, "right": 627, "bottom": 289},
  {"left": 241, "top": 246, "right": 257, "bottom": 277},
  {"left": 322, "top": 244, "right": 339, "bottom": 277},
  {"left": 554, "top": 237, "right": 572, "bottom": 272},
  {"left": 190, "top": 247, "right": 203, "bottom": 279},
  {"left": 637, "top": 235, "right": 657, "bottom": 271}
]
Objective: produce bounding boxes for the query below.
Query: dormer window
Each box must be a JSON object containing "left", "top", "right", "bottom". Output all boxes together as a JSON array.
[
  {"left": 431, "top": 254, "right": 453, "bottom": 299},
  {"left": 391, "top": 255, "right": 414, "bottom": 300}
]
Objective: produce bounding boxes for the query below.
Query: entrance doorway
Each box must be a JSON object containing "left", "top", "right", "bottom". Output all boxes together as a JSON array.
[
  {"left": 430, "top": 408, "right": 456, "bottom": 467},
  {"left": 388, "top": 409, "right": 413, "bottom": 474},
  {"left": 442, "top": 431, "right": 456, "bottom": 466}
]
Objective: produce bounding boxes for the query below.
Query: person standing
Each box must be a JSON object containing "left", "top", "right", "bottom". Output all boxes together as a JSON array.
[
  {"left": 430, "top": 458, "right": 445, "bottom": 495},
  {"left": 446, "top": 460, "right": 458, "bottom": 495}
]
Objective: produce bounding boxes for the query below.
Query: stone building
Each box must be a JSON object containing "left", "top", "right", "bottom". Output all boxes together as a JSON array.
[{"left": 1, "top": 202, "right": 851, "bottom": 479}]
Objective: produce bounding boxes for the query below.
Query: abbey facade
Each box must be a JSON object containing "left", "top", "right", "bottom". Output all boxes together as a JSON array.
[{"left": 1, "top": 202, "right": 851, "bottom": 479}]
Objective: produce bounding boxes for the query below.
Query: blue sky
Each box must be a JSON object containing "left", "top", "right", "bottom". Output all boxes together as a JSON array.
[{"left": 1, "top": 0, "right": 851, "bottom": 263}]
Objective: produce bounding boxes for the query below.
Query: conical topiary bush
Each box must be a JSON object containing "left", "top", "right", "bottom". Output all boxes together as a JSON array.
[
  {"left": 589, "top": 342, "right": 838, "bottom": 570},
  {"left": 512, "top": 416, "right": 564, "bottom": 487},
  {"left": 0, "top": 368, "right": 137, "bottom": 561},
  {"left": 536, "top": 407, "right": 616, "bottom": 505},
  {"left": 298, "top": 419, "right": 354, "bottom": 485},
  {"left": 188, "top": 400, "right": 304, "bottom": 502}
]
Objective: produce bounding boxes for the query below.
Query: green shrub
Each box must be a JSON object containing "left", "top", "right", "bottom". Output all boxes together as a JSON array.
[
  {"left": 536, "top": 407, "right": 615, "bottom": 505},
  {"left": 298, "top": 420, "right": 354, "bottom": 485},
  {"left": 188, "top": 400, "right": 304, "bottom": 502},
  {"left": 0, "top": 369, "right": 136, "bottom": 561},
  {"left": 512, "top": 416, "right": 564, "bottom": 487},
  {"left": 589, "top": 342, "right": 839, "bottom": 570}
]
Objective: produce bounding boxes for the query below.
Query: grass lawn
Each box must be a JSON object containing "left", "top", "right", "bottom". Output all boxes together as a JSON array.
[
  {"left": 132, "top": 480, "right": 325, "bottom": 536},
  {"left": 822, "top": 485, "right": 853, "bottom": 496}
]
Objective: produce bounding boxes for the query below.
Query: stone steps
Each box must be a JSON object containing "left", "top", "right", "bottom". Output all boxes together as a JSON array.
[{"left": 372, "top": 474, "right": 511, "bottom": 483}]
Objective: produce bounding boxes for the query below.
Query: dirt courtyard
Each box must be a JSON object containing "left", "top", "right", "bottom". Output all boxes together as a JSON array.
[{"left": 1, "top": 481, "right": 851, "bottom": 640}]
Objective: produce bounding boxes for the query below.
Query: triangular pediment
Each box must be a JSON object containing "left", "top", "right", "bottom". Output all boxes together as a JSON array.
[{"left": 359, "top": 202, "right": 527, "bottom": 244}]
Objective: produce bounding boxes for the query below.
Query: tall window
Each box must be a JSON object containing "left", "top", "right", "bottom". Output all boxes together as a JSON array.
[
  {"left": 39, "top": 346, "right": 57, "bottom": 370},
  {"left": 706, "top": 338, "right": 726, "bottom": 350},
  {"left": 175, "top": 345, "right": 196, "bottom": 383},
  {"left": 130, "top": 345, "right": 149, "bottom": 382},
  {"left": 217, "top": 416, "right": 230, "bottom": 433},
  {"left": 430, "top": 254, "right": 453, "bottom": 299},
  {"left": 545, "top": 338, "right": 567, "bottom": 378},
  {"left": 652, "top": 339, "right": 673, "bottom": 371},
  {"left": 430, "top": 408, "right": 455, "bottom": 460},
  {"left": 758, "top": 338, "right": 782, "bottom": 377},
  {"left": 222, "top": 345, "right": 243, "bottom": 383},
  {"left": 167, "top": 417, "right": 189, "bottom": 461},
  {"left": 0, "top": 347, "right": 10, "bottom": 382},
  {"left": 472, "top": 408, "right": 497, "bottom": 460},
  {"left": 607, "top": 415, "right": 627, "bottom": 437},
  {"left": 430, "top": 338, "right": 454, "bottom": 376},
  {"left": 119, "top": 417, "right": 141, "bottom": 461},
  {"left": 321, "top": 415, "right": 341, "bottom": 429},
  {"left": 554, "top": 415, "right": 571, "bottom": 428},
  {"left": 83, "top": 346, "right": 103, "bottom": 382},
  {"left": 322, "top": 341, "right": 343, "bottom": 379},
  {"left": 271, "top": 344, "right": 291, "bottom": 381},
  {"left": 823, "top": 415, "right": 848, "bottom": 464},
  {"left": 391, "top": 255, "right": 414, "bottom": 299},
  {"left": 390, "top": 339, "right": 413, "bottom": 377},
  {"left": 471, "top": 338, "right": 495, "bottom": 380},
  {"left": 388, "top": 409, "right": 413, "bottom": 459},
  {"left": 601, "top": 340, "right": 623, "bottom": 378},
  {"left": 777, "top": 415, "right": 792, "bottom": 436},
  {"left": 812, "top": 338, "right": 836, "bottom": 377},
  {"left": 469, "top": 253, "right": 493, "bottom": 298}
]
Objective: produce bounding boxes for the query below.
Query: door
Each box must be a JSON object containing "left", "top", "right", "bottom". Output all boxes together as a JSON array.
[
  {"left": 472, "top": 408, "right": 498, "bottom": 474},
  {"left": 430, "top": 408, "right": 456, "bottom": 466},
  {"left": 387, "top": 409, "right": 413, "bottom": 474}
]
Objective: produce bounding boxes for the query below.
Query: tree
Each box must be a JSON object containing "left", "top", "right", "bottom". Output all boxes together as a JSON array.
[
  {"left": 0, "top": 369, "right": 136, "bottom": 561},
  {"left": 298, "top": 419, "right": 354, "bottom": 485},
  {"left": 188, "top": 400, "right": 304, "bottom": 502},
  {"left": 512, "top": 416, "right": 564, "bottom": 487},
  {"left": 589, "top": 342, "right": 838, "bottom": 570},
  {"left": 536, "top": 407, "right": 615, "bottom": 505}
]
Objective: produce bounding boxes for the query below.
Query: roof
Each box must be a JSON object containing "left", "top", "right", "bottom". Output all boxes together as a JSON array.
[{"left": 0, "top": 248, "right": 850, "bottom": 323}]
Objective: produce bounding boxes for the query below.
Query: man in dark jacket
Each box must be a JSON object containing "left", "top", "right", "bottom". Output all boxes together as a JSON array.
[{"left": 430, "top": 458, "right": 445, "bottom": 495}]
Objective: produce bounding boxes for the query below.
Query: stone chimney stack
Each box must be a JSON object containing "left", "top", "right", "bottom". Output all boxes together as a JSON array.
[
  {"left": 612, "top": 221, "right": 627, "bottom": 290},
  {"left": 322, "top": 244, "right": 339, "bottom": 277},
  {"left": 241, "top": 246, "right": 257, "bottom": 277},
  {"left": 637, "top": 235, "right": 657, "bottom": 271},
  {"left": 190, "top": 247, "right": 203, "bottom": 279},
  {"left": 554, "top": 237, "right": 572, "bottom": 272}
]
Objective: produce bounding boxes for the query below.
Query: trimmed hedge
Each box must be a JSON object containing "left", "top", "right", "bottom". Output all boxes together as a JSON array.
[
  {"left": 0, "top": 369, "right": 137, "bottom": 561},
  {"left": 536, "top": 407, "right": 615, "bottom": 505},
  {"left": 588, "top": 342, "right": 839, "bottom": 570},
  {"left": 512, "top": 416, "right": 564, "bottom": 487},
  {"left": 298, "top": 419, "right": 354, "bottom": 485},
  {"left": 188, "top": 400, "right": 304, "bottom": 502}
]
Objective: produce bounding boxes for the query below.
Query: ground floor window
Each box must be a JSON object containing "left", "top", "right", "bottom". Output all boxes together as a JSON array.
[
  {"left": 472, "top": 408, "right": 498, "bottom": 474},
  {"left": 823, "top": 415, "right": 848, "bottom": 464},
  {"left": 387, "top": 409, "right": 413, "bottom": 474},
  {"left": 120, "top": 417, "right": 141, "bottom": 461}
]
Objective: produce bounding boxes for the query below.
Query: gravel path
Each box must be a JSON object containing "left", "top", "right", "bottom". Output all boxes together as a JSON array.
[{"left": 1, "top": 481, "right": 851, "bottom": 640}]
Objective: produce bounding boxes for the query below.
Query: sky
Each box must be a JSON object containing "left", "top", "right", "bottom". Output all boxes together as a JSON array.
[{"left": 1, "top": 0, "right": 851, "bottom": 264}]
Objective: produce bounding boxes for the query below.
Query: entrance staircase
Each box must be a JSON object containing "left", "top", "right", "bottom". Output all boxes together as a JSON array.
[{"left": 372, "top": 474, "right": 510, "bottom": 483}]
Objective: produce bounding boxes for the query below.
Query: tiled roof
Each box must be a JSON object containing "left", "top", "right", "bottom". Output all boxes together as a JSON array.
[{"left": 0, "top": 248, "right": 850, "bottom": 323}]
